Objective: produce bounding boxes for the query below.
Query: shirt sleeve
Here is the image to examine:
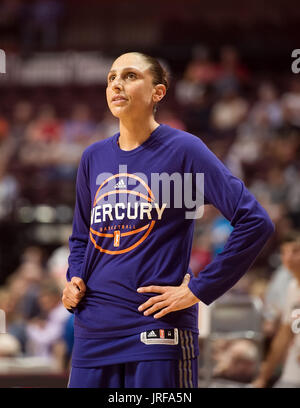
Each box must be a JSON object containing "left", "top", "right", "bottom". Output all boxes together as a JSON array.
[
  {"left": 66, "top": 150, "right": 91, "bottom": 282},
  {"left": 187, "top": 137, "right": 275, "bottom": 305}
]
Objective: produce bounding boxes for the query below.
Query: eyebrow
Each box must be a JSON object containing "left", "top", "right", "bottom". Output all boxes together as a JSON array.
[{"left": 107, "top": 67, "right": 142, "bottom": 76}]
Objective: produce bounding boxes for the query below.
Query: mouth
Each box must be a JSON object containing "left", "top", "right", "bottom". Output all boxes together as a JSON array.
[{"left": 112, "top": 96, "right": 128, "bottom": 103}]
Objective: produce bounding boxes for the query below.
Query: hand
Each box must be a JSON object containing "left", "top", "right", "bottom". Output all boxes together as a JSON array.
[
  {"left": 251, "top": 376, "right": 267, "bottom": 388},
  {"left": 137, "top": 274, "right": 199, "bottom": 319},
  {"left": 62, "top": 277, "right": 86, "bottom": 310}
]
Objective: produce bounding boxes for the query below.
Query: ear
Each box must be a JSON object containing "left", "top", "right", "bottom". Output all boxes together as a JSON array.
[{"left": 152, "top": 84, "right": 166, "bottom": 104}]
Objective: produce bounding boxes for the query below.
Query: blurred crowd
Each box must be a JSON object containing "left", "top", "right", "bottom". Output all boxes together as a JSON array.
[
  {"left": 0, "top": 243, "right": 72, "bottom": 372},
  {"left": 0, "top": 44, "right": 300, "bottom": 386}
]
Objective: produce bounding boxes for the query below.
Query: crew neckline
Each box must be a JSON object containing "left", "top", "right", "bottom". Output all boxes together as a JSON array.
[{"left": 111, "top": 124, "right": 163, "bottom": 157}]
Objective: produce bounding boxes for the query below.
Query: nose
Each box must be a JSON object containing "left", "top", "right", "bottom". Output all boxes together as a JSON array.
[{"left": 111, "top": 76, "right": 123, "bottom": 91}]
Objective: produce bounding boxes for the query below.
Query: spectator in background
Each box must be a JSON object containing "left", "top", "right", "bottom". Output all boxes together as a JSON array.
[
  {"left": 180, "top": 86, "right": 213, "bottom": 136},
  {"left": 0, "top": 159, "right": 19, "bottom": 220},
  {"left": 263, "top": 236, "right": 294, "bottom": 341},
  {"left": 0, "top": 114, "right": 9, "bottom": 143},
  {"left": 49, "top": 103, "right": 98, "bottom": 172},
  {"left": 269, "top": 131, "right": 299, "bottom": 169},
  {"left": 25, "top": 104, "right": 61, "bottom": 143},
  {"left": 281, "top": 78, "right": 300, "bottom": 129},
  {"left": 286, "top": 166, "right": 300, "bottom": 228},
  {"left": 213, "top": 339, "right": 259, "bottom": 383},
  {"left": 189, "top": 235, "right": 212, "bottom": 278},
  {"left": 63, "top": 104, "right": 97, "bottom": 146},
  {"left": 47, "top": 233, "right": 70, "bottom": 291},
  {"left": 249, "top": 166, "right": 288, "bottom": 210},
  {"left": 248, "top": 81, "right": 283, "bottom": 131},
  {"left": 94, "top": 110, "right": 119, "bottom": 141},
  {"left": 215, "top": 46, "right": 250, "bottom": 95},
  {"left": 20, "top": 104, "right": 62, "bottom": 168},
  {"left": 210, "top": 85, "right": 248, "bottom": 135},
  {"left": 0, "top": 116, "right": 19, "bottom": 218},
  {"left": 253, "top": 233, "right": 300, "bottom": 388},
  {"left": 26, "top": 278, "right": 69, "bottom": 367},
  {"left": 10, "top": 101, "right": 34, "bottom": 142},
  {"left": 0, "top": 333, "right": 21, "bottom": 358},
  {"left": 225, "top": 124, "right": 263, "bottom": 179},
  {"left": 210, "top": 215, "right": 233, "bottom": 256},
  {"left": 175, "top": 48, "right": 214, "bottom": 135},
  {"left": 14, "top": 246, "right": 45, "bottom": 319},
  {"left": 0, "top": 288, "right": 27, "bottom": 353},
  {"left": 156, "top": 107, "right": 186, "bottom": 131},
  {"left": 175, "top": 45, "right": 216, "bottom": 107}
]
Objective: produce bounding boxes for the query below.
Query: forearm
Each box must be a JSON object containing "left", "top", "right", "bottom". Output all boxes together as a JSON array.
[
  {"left": 66, "top": 233, "right": 88, "bottom": 281},
  {"left": 258, "top": 324, "right": 293, "bottom": 383},
  {"left": 67, "top": 151, "right": 91, "bottom": 281}
]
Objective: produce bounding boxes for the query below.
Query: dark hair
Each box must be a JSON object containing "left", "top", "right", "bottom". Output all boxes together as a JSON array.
[
  {"left": 133, "top": 52, "right": 169, "bottom": 114},
  {"left": 137, "top": 53, "right": 169, "bottom": 90},
  {"left": 280, "top": 230, "right": 300, "bottom": 246}
]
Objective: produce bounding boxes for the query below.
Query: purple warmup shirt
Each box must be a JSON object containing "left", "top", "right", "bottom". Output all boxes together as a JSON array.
[{"left": 66, "top": 123, "right": 274, "bottom": 339}]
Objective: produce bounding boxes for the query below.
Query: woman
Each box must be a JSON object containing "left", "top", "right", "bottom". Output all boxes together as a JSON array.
[{"left": 62, "top": 52, "right": 274, "bottom": 388}]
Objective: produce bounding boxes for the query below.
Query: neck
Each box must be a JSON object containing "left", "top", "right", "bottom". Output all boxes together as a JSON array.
[{"left": 118, "top": 115, "right": 160, "bottom": 151}]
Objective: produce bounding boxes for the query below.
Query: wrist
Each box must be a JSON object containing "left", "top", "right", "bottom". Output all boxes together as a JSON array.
[
  {"left": 186, "top": 286, "right": 200, "bottom": 304},
  {"left": 259, "top": 363, "right": 270, "bottom": 383}
]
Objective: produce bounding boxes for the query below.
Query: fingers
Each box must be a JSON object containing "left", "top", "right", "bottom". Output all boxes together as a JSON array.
[
  {"left": 67, "top": 282, "right": 81, "bottom": 297},
  {"left": 153, "top": 306, "right": 173, "bottom": 319},
  {"left": 138, "top": 294, "right": 166, "bottom": 312},
  {"left": 181, "top": 274, "right": 190, "bottom": 285},
  {"left": 62, "top": 277, "right": 86, "bottom": 310},
  {"left": 67, "top": 282, "right": 84, "bottom": 300},
  {"left": 62, "top": 294, "right": 78, "bottom": 309},
  {"left": 71, "top": 277, "right": 86, "bottom": 293},
  {"left": 139, "top": 299, "right": 169, "bottom": 316},
  {"left": 137, "top": 285, "right": 167, "bottom": 294}
]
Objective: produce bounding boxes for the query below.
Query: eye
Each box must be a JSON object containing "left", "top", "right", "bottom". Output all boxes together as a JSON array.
[
  {"left": 108, "top": 74, "right": 116, "bottom": 82},
  {"left": 126, "top": 72, "right": 137, "bottom": 79}
]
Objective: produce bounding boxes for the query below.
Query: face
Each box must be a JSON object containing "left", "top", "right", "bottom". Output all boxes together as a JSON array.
[
  {"left": 39, "top": 293, "right": 59, "bottom": 312},
  {"left": 106, "top": 53, "right": 164, "bottom": 120},
  {"left": 281, "top": 241, "right": 300, "bottom": 277}
]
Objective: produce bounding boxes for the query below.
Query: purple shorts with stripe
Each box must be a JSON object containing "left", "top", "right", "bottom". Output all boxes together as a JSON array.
[
  {"left": 68, "top": 358, "right": 198, "bottom": 388},
  {"left": 68, "top": 328, "right": 199, "bottom": 388}
]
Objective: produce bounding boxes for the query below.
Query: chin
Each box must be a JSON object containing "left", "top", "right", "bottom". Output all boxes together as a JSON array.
[
  {"left": 112, "top": 109, "right": 131, "bottom": 120},
  {"left": 110, "top": 110, "right": 121, "bottom": 119}
]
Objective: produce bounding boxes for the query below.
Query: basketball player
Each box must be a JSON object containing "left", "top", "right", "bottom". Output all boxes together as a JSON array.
[{"left": 62, "top": 52, "right": 274, "bottom": 388}]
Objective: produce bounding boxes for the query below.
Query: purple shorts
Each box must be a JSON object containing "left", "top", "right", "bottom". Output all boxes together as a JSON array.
[{"left": 68, "top": 358, "right": 198, "bottom": 388}]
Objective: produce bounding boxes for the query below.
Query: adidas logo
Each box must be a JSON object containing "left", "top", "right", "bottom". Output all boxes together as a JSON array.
[
  {"left": 147, "top": 330, "right": 157, "bottom": 338},
  {"left": 114, "top": 179, "right": 126, "bottom": 189}
]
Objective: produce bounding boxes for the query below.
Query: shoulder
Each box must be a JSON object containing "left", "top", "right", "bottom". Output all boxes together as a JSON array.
[
  {"left": 81, "top": 135, "right": 115, "bottom": 162},
  {"left": 160, "top": 124, "right": 207, "bottom": 153},
  {"left": 161, "top": 124, "right": 202, "bottom": 144},
  {"left": 161, "top": 124, "right": 223, "bottom": 171}
]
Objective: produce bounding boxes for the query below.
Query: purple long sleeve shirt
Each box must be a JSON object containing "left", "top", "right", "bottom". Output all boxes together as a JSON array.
[{"left": 66, "top": 124, "right": 274, "bottom": 338}]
